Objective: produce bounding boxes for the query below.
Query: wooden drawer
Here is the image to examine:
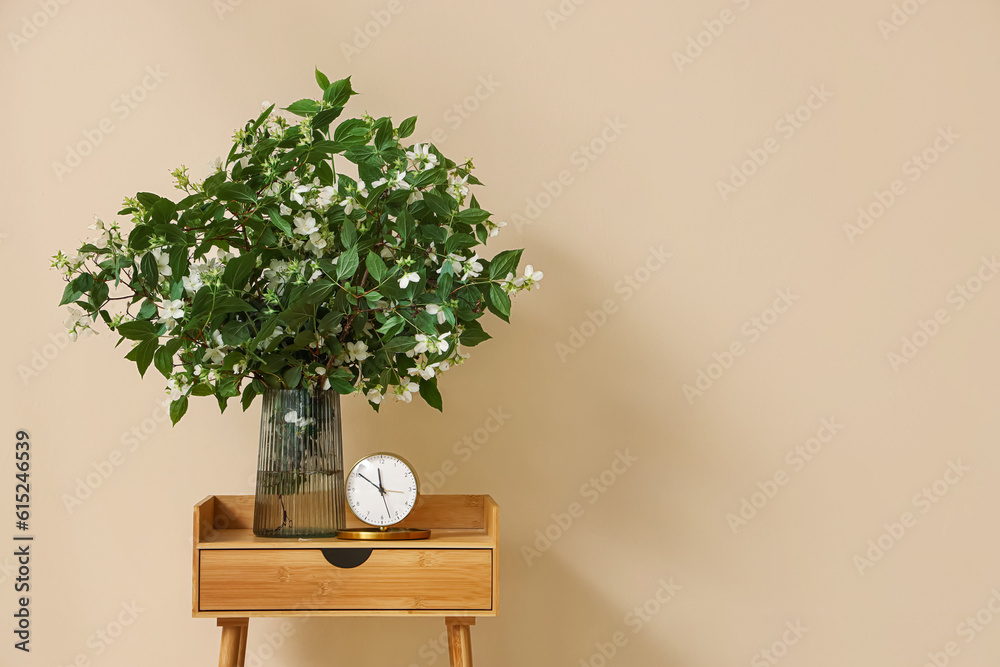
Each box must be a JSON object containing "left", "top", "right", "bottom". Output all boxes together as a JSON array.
[{"left": 198, "top": 548, "right": 492, "bottom": 612}]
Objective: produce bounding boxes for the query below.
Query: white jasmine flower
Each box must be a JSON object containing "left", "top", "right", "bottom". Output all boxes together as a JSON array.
[
  {"left": 152, "top": 249, "right": 172, "bottom": 277},
  {"left": 341, "top": 197, "right": 361, "bottom": 215},
  {"left": 436, "top": 253, "right": 465, "bottom": 275},
  {"left": 317, "top": 185, "right": 337, "bottom": 208},
  {"left": 293, "top": 213, "right": 318, "bottom": 236},
  {"left": 461, "top": 253, "right": 484, "bottom": 280},
  {"left": 291, "top": 184, "right": 312, "bottom": 205},
  {"left": 193, "top": 365, "right": 203, "bottom": 376},
  {"left": 407, "top": 189, "right": 424, "bottom": 205},
  {"left": 158, "top": 299, "right": 185, "bottom": 321},
  {"left": 446, "top": 172, "right": 469, "bottom": 200},
  {"left": 405, "top": 144, "right": 439, "bottom": 171},
  {"left": 408, "top": 362, "right": 439, "bottom": 380},
  {"left": 307, "top": 232, "right": 327, "bottom": 253},
  {"left": 394, "top": 381, "right": 419, "bottom": 403},
  {"left": 424, "top": 303, "right": 446, "bottom": 325},
  {"left": 279, "top": 203, "right": 292, "bottom": 216},
  {"left": 398, "top": 271, "right": 420, "bottom": 289},
  {"left": 182, "top": 270, "right": 204, "bottom": 294},
  {"left": 489, "top": 220, "right": 507, "bottom": 237},
  {"left": 367, "top": 388, "right": 383, "bottom": 405},
  {"left": 308, "top": 269, "right": 323, "bottom": 283},
  {"left": 347, "top": 341, "right": 370, "bottom": 361},
  {"left": 515, "top": 264, "right": 544, "bottom": 288}
]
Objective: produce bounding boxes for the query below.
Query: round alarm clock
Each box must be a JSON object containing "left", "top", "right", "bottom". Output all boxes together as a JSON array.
[{"left": 337, "top": 453, "right": 430, "bottom": 540}]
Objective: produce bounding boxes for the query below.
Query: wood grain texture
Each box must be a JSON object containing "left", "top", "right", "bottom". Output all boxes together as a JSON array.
[
  {"left": 446, "top": 618, "right": 475, "bottom": 667},
  {"left": 199, "top": 548, "right": 492, "bottom": 612}
]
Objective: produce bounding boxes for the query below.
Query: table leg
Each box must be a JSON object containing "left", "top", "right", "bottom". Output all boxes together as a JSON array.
[
  {"left": 445, "top": 617, "right": 475, "bottom": 667},
  {"left": 218, "top": 618, "right": 250, "bottom": 667}
]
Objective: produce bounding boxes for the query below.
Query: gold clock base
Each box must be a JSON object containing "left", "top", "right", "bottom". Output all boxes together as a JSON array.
[{"left": 336, "top": 527, "right": 431, "bottom": 540}]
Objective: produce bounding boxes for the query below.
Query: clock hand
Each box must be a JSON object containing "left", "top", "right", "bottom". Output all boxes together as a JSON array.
[
  {"left": 358, "top": 473, "right": 382, "bottom": 493},
  {"left": 376, "top": 468, "right": 393, "bottom": 520},
  {"left": 377, "top": 468, "right": 386, "bottom": 494}
]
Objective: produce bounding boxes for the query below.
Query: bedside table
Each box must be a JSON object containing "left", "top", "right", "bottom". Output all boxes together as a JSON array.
[{"left": 193, "top": 494, "right": 499, "bottom": 667}]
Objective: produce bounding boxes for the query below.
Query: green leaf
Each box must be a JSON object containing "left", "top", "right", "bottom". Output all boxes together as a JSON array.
[
  {"left": 456, "top": 207, "right": 490, "bottom": 224},
  {"left": 445, "top": 233, "right": 477, "bottom": 254},
  {"left": 424, "top": 191, "right": 453, "bottom": 217},
  {"left": 382, "top": 336, "right": 416, "bottom": 355},
  {"left": 377, "top": 314, "right": 405, "bottom": 338},
  {"left": 336, "top": 248, "right": 359, "bottom": 282},
  {"left": 283, "top": 366, "right": 302, "bottom": 389},
  {"left": 460, "top": 320, "right": 492, "bottom": 347},
  {"left": 365, "top": 251, "right": 388, "bottom": 283},
  {"left": 191, "top": 383, "right": 215, "bottom": 396},
  {"left": 265, "top": 207, "right": 293, "bottom": 237},
  {"left": 117, "top": 320, "right": 158, "bottom": 341},
  {"left": 125, "top": 338, "right": 158, "bottom": 377},
  {"left": 334, "top": 118, "right": 370, "bottom": 144},
  {"left": 340, "top": 220, "right": 357, "bottom": 248},
  {"left": 150, "top": 198, "right": 176, "bottom": 225},
  {"left": 397, "top": 208, "right": 416, "bottom": 242},
  {"left": 315, "top": 67, "right": 330, "bottom": 89},
  {"left": 398, "top": 116, "right": 417, "bottom": 139},
  {"left": 168, "top": 245, "right": 189, "bottom": 279},
  {"left": 241, "top": 384, "right": 258, "bottom": 411},
  {"left": 212, "top": 296, "right": 255, "bottom": 315},
  {"left": 489, "top": 248, "right": 524, "bottom": 279},
  {"left": 140, "top": 252, "right": 158, "bottom": 285},
  {"left": 325, "top": 368, "right": 355, "bottom": 394},
  {"left": 222, "top": 253, "right": 256, "bottom": 289},
  {"left": 312, "top": 107, "right": 343, "bottom": 133},
  {"left": 301, "top": 279, "right": 336, "bottom": 305},
  {"left": 169, "top": 396, "right": 188, "bottom": 425},
  {"left": 323, "top": 77, "right": 356, "bottom": 107},
  {"left": 284, "top": 98, "right": 320, "bottom": 117},
  {"left": 419, "top": 378, "right": 443, "bottom": 412},
  {"left": 153, "top": 345, "right": 174, "bottom": 378},
  {"left": 216, "top": 182, "right": 257, "bottom": 205},
  {"left": 59, "top": 283, "right": 83, "bottom": 306},
  {"left": 488, "top": 284, "right": 511, "bottom": 322}
]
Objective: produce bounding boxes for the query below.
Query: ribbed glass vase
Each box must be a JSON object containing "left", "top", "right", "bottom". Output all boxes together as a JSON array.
[{"left": 252, "top": 389, "right": 346, "bottom": 537}]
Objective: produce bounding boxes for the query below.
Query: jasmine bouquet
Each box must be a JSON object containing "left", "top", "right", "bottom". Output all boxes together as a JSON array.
[{"left": 53, "top": 71, "right": 541, "bottom": 424}]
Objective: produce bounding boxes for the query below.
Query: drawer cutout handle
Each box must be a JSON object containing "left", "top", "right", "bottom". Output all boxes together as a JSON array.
[{"left": 321, "top": 548, "right": 372, "bottom": 569}]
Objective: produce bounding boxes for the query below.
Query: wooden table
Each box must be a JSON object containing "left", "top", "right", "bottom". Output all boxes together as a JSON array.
[{"left": 193, "top": 494, "right": 498, "bottom": 667}]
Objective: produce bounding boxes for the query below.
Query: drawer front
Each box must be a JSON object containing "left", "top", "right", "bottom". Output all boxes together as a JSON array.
[{"left": 199, "top": 549, "right": 492, "bottom": 611}]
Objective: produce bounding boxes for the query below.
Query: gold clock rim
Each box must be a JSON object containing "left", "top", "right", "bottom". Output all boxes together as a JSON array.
[{"left": 345, "top": 451, "right": 422, "bottom": 527}]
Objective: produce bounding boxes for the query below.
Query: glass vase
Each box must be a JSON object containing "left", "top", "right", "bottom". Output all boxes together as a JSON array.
[{"left": 252, "top": 388, "right": 346, "bottom": 537}]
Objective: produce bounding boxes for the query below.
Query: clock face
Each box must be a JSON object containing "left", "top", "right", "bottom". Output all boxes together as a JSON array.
[{"left": 345, "top": 454, "right": 419, "bottom": 527}]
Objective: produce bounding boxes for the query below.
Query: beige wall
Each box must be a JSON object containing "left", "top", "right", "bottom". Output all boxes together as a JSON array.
[{"left": 2, "top": 0, "right": 1000, "bottom": 664}]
